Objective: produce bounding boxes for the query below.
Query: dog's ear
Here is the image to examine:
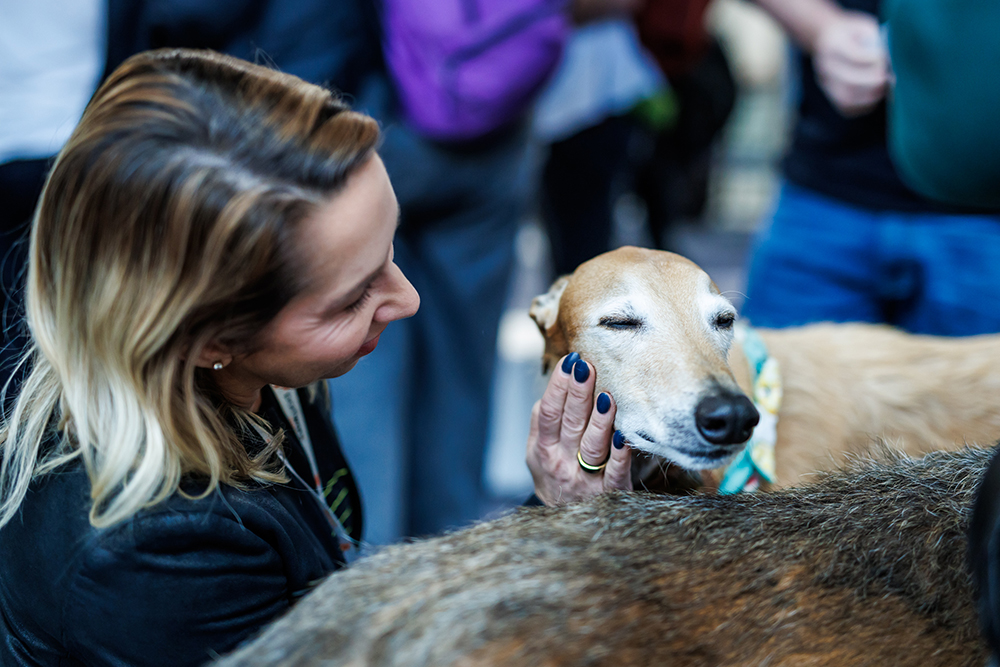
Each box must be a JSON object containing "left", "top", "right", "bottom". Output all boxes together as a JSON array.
[
  {"left": 530, "top": 276, "right": 569, "bottom": 332},
  {"left": 530, "top": 276, "right": 570, "bottom": 374}
]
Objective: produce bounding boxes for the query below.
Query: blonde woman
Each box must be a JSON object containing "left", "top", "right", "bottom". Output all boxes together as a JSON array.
[{"left": 0, "top": 50, "right": 631, "bottom": 665}]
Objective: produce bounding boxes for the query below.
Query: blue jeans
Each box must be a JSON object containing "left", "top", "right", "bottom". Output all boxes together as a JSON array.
[{"left": 742, "top": 183, "right": 1000, "bottom": 335}]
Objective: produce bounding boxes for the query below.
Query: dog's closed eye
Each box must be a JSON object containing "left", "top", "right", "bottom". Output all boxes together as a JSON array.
[{"left": 600, "top": 316, "right": 643, "bottom": 330}]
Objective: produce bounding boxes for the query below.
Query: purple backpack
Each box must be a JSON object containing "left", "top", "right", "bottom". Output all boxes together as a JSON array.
[{"left": 382, "top": 0, "right": 571, "bottom": 141}]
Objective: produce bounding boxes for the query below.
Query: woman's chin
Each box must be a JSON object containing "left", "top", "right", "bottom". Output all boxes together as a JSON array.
[
  {"left": 331, "top": 359, "right": 361, "bottom": 378},
  {"left": 357, "top": 333, "right": 380, "bottom": 357}
]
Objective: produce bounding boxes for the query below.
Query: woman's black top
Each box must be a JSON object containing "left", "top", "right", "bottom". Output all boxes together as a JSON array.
[{"left": 0, "top": 385, "right": 361, "bottom": 666}]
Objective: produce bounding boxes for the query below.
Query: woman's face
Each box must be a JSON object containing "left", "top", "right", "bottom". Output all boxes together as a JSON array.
[{"left": 217, "top": 155, "right": 419, "bottom": 401}]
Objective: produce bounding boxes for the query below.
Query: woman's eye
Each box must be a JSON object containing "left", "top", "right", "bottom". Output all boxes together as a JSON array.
[
  {"left": 715, "top": 313, "right": 735, "bottom": 330},
  {"left": 599, "top": 316, "right": 642, "bottom": 330},
  {"left": 345, "top": 287, "right": 373, "bottom": 313}
]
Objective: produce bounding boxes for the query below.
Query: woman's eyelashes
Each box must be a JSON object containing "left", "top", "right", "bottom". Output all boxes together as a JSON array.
[
  {"left": 345, "top": 285, "right": 373, "bottom": 313},
  {"left": 344, "top": 259, "right": 390, "bottom": 314}
]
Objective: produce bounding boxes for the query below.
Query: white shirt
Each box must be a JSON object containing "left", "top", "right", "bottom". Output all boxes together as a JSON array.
[
  {"left": 0, "top": 0, "right": 106, "bottom": 164},
  {"left": 532, "top": 18, "right": 665, "bottom": 143}
]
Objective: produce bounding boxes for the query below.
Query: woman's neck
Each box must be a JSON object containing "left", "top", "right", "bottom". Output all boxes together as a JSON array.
[{"left": 212, "top": 368, "right": 265, "bottom": 412}]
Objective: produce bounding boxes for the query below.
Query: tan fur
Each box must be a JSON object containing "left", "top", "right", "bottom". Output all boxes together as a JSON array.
[
  {"left": 530, "top": 246, "right": 1000, "bottom": 487},
  {"left": 764, "top": 324, "right": 1000, "bottom": 485}
]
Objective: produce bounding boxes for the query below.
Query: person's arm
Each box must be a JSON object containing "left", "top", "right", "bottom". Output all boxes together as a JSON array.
[
  {"left": 755, "top": 0, "right": 843, "bottom": 53},
  {"left": 755, "top": 0, "right": 889, "bottom": 117}
]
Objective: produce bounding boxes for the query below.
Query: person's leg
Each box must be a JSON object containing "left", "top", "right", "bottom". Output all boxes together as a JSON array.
[
  {"left": 742, "top": 183, "right": 883, "bottom": 328},
  {"left": 541, "top": 115, "right": 633, "bottom": 276},
  {"left": 334, "top": 119, "right": 529, "bottom": 540},
  {"left": 399, "top": 209, "right": 518, "bottom": 536},
  {"left": 884, "top": 212, "right": 1000, "bottom": 336},
  {"left": 387, "top": 128, "right": 528, "bottom": 537}
]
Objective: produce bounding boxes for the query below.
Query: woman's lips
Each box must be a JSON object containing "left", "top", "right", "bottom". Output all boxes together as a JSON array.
[{"left": 357, "top": 333, "right": 380, "bottom": 356}]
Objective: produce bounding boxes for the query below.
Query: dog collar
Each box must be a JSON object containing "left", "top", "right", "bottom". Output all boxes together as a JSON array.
[{"left": 718, "top": 322, "right": 782, "bottom": 494}]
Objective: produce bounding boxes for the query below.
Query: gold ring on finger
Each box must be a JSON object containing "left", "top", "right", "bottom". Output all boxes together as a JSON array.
[{"left": 577, "top": 448, "right": 609, "bottom": 474}]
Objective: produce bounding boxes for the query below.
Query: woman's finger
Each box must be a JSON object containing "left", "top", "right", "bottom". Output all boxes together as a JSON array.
[
  {"left": 526, "top": 400, "right": 542, "bottom": 457},
  {"left": 536, "top": 353, "right": 577, "bottom": 447},
  {"left": 577, "top": 391, "right": 615, "bottom": 469},
  {"left": 559, "top": 358, "right": 596, "bottom": 451},
  {"left": 603, "top": 430, "right": 633, "bottom": 492}
]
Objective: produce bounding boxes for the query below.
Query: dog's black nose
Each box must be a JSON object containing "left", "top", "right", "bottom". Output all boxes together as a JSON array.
[{"left": 695, "top": 392, "right": 760, "bottom": 445}]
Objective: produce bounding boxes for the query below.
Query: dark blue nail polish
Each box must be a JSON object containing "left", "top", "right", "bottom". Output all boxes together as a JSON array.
[
  {"left": 561, "top": 352, "right": 580, "bottom": 374},
  {"left": 613, "top": 430, "right": 625, "bottom": 449},
  {"left": 596, "top": 392, "right": 611, "bottom": 414},
  {"left": 573, "top": 360, "right": 590, "bottom": 383}
]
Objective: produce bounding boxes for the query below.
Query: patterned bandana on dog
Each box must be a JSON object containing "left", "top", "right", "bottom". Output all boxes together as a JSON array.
[{"left": 719, "top": 323, "right": 782, "bottom": 494}]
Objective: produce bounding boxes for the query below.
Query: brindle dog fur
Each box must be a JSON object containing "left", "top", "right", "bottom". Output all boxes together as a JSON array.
[{"left": 219, "top": 447, "right": 992, "bottom": 667}]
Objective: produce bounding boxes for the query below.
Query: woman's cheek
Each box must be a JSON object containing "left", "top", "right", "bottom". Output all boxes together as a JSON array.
[{"left": 325, "top": 313, "right": 370, "bottom": 350}]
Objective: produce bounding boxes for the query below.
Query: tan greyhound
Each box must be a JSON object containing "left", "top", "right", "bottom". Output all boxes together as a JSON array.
[{"left": 530, "top": 246, "right": 1000, "bottom": 489}]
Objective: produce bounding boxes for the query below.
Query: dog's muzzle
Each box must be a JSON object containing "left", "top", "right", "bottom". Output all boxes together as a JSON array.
[{"left": 695, "top": 391, "right": 760, "bottom": 446}]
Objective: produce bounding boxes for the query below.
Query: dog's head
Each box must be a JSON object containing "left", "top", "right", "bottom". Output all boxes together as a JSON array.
[{"left": 530, "top": 246, "right": 758, "bottom": 470}]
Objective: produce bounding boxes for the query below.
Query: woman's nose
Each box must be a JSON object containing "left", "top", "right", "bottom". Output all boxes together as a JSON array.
[{"left": 375, "top": 263, "right": 419, "bottom": 323}]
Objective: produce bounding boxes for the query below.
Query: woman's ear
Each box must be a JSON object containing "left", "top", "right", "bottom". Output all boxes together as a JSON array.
[{"left": 190, "top": 341, "right": 234, "bottom": 370}]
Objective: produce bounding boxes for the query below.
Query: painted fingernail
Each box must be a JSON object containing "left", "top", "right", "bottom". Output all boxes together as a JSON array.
[
  {"left": 573, "top": 360, "right": 590, "bottom": 383},
  {"left": 561, "top": 352, "right": 580, "bottom": 374},
  {"left": 596, "top": 392, "right": 611, "bottom": 414},
  {"left": 613, "top": 430, "right": 625, "bottom": 449}
]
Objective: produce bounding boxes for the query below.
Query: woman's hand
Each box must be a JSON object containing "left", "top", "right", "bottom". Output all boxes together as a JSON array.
[{"left": 526, "top": 353, "right": 632, "bottom": 506}]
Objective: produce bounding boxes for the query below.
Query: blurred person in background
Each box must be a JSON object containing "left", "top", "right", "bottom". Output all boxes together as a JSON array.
[
  {"left": 329, "top": 0, "right": 644, "bottom": 541},
  {"left": 742, "top": 0, "right": 1000, "bottom": 336},
  {"left": 536, "top": 0, "right": 736, "bottom": 277},
  {"left": 332, "top": 0, "right": 572, "bottom": 541},
  {"left": 878, "top": 2, "right": 1000, "bottom": 662},
  {"left": 533, "top": 16, "right": 663, "bottom": 277},
  {"left": 0, "top": 0, "right": 106, "bottom": 398},
  {"left": 882, "top": 0, "right": 1000, "bottom": 212},
  {"left": 633, "top": 0, "right": 737, "bottom": 251}
]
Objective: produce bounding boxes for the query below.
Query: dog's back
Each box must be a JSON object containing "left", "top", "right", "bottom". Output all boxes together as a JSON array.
[
  {"left": 220, "top": 447, "right": 993, "bottom": 667},
  {"left": 762, "top": 323, "right": 1000, "bottom": 484}
]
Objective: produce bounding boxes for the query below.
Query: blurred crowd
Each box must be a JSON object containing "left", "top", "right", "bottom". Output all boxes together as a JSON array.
[{"left": 2, "top": 0, "right": 999, "bottom": 547}]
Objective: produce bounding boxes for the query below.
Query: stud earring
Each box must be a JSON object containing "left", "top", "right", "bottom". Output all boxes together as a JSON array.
[{"left": 213, "top": 362, "right": 225, "bottom": 371}]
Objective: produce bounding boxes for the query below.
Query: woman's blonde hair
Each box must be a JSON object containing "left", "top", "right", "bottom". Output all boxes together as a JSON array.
[{"left": 0, "top": 49, "right": 380, "bottom": 528}]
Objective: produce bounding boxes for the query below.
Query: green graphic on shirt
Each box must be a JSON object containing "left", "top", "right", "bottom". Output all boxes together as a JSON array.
[{"left": 322, "top": 468, "right": 355, "bottom": 538}]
